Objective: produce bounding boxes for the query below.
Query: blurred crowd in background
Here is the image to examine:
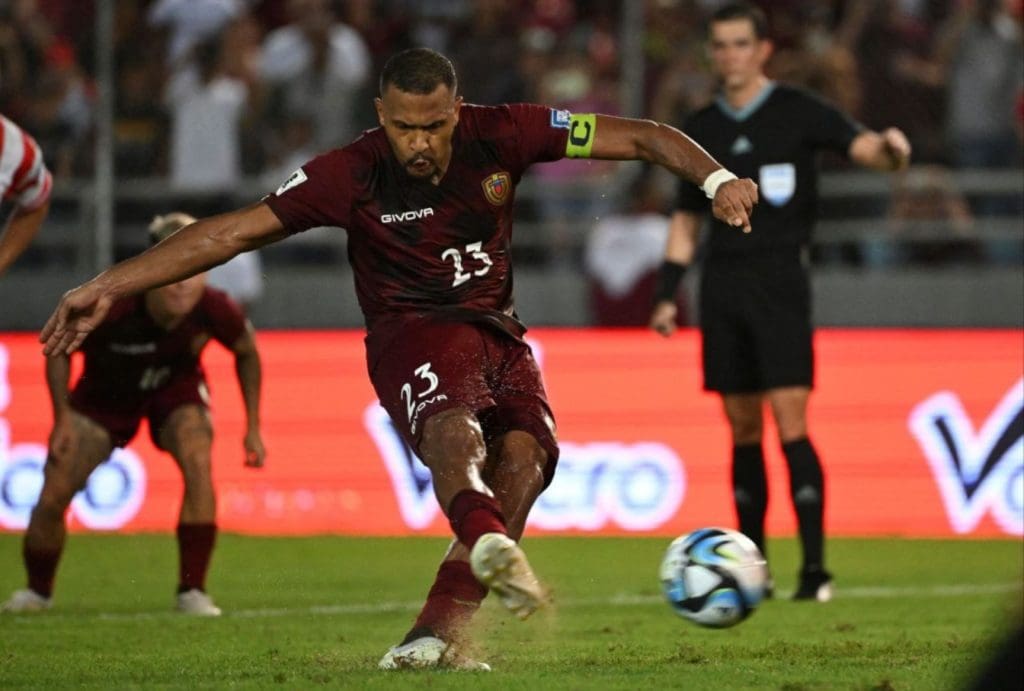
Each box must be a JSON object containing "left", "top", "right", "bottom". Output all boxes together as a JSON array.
[
  {"left": 2, "top": 0, "right": 1020, "bottom": 184},
  {"left": 0, "top": 0, "right": 1021, "bottom": 323}
]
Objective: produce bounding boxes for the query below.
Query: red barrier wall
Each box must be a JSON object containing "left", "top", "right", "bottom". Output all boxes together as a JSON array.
[{"left": 1, "top": 329, "right": 1020, "bottom": 537}]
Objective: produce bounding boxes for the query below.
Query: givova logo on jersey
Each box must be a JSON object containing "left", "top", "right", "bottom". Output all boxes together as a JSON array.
[
  {"left": 909, "top": 378, "right": 1023, "bottom": 536},
  {"left": 0, "top": 344, "right": 147, "bottom": 531}
]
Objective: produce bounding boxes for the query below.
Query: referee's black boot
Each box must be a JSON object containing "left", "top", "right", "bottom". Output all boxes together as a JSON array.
[{"left": 792, "top": 568, "right": 833, "bottom": 602}]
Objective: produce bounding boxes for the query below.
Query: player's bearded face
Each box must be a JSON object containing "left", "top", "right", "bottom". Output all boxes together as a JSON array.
[
  {"left": 708, "top": 19, "right": 771, "bottom": 90},
  {"left": 376, "top": 84, "right": 462, "bottom": 181}
]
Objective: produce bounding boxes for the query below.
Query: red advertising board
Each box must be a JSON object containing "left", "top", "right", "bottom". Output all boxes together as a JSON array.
[{"left": 0, "top": 329, "right": 1020, "bottom": 537}]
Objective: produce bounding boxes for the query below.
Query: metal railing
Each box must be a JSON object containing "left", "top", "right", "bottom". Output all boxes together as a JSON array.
[{"left": 30, "top": 166, "right": 1022, "bottom": 274}]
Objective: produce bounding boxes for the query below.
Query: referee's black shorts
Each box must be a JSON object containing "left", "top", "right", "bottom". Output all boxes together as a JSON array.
[{"left": 699, "top": 249, "right": 813, "bottom": 394}]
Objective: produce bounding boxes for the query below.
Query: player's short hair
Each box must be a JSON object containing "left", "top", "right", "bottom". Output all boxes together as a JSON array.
[
  {"left": 710, "top": 2, "right": 770, "bottom": 40},
  {"left": 148, "top": 212, "right": 196, "bottom": 245},
  {"left": 379, "top": 48, "right": 457, "bottom": 96}
]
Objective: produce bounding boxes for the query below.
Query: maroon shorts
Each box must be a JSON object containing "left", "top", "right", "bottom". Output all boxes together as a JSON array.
[
  {"left": 69, "top": 373, "right": 210, "bottom": 449},
  {"left": 367, "top": 316, "right": 559, "bottom": 485}
]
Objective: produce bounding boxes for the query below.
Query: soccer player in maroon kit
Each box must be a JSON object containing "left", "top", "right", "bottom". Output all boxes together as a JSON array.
[
  {"left": 3, "top": 213, "right": 265, "bottom": 616},
  {"left": 40, "top": 49, "right": 757, "bottom": 668}
]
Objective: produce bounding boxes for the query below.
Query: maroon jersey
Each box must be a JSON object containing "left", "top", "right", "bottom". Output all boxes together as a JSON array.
[
  {"left": 264, "top": 103, "right": 571, "bottom": 335},
  {"left": 71, "top": 288, "right": 246, "bottom": 411}
]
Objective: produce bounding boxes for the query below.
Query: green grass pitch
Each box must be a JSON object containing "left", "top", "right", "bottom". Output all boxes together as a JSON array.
[{"left": 1, "top": 534, "right": 1020, "bottom": 689}]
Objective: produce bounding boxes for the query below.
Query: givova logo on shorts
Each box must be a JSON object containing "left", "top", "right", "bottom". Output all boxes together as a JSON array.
[
  {"left": 0, "top": 344, "right": 147, "bottom": 531},
  {"left": 909, "top": 378, "right": 1023, "bottom": 536}
]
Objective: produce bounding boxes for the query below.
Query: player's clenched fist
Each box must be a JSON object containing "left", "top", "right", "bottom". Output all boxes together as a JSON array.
[{"left": 712, "top": 178, "right": 758, "bottom": 234}]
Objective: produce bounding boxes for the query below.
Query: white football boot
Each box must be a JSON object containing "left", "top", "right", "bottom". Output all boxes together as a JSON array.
[
  {"left": 1, "top": 589, "right": 52, "bottom": 612},
  {"left": 469, "top": 532, "right": 548, "bottom": 619},
  {"left": 378, "top": 636, "right": 491, "bottom": 671},
  {"left": 176, "top": 588, "right": 222, "bottom": 616}
]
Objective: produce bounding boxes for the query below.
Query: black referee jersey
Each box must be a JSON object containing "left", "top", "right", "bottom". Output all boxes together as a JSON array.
[{"left": 676, "top": 82, "right": 863, "bottom": 256}]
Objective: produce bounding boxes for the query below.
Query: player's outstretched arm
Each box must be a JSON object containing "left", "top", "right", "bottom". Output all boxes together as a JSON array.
[
  {"left": 849, "top": 127, "right": 912, "bottom": 172},
  {"left": 650, "top": 211, "right": 700, "bottom": 338},
  {"left": 0, "top": 201, "right": 49, "bottom": 277},
  {"left": 582, "top": 114, "right": 758, "bottom": 232},
  {"left": 231, "top": 322, "right": 265, "bottom": 468},
  {"left": 41, "top": 202, "right": 286, "bottom": 356}
]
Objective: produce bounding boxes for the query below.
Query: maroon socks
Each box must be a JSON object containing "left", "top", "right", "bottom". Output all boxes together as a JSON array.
[
  {"left": 446, "top": 489, "right": 507, "bottom": 550},
  {"left": 176, "top": 523, "right": 217, "bottom": 593},
  {"left": 407, "top": 560, "right": 489, "bottom": 643},
  {"left": 402, "top": 490, "right": 507, "bottom": 644},
  {"left": 23, "top": 543, "right": 60, "bottom": 598}
]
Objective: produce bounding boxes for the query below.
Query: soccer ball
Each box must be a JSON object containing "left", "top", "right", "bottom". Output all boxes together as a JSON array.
[{"left": 659, "top": 527, "right": 768, "bottom": 628}]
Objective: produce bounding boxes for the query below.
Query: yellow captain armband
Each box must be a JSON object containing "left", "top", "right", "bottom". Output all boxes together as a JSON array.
[{"left": 565, "top": 114, "right": 597, "bottom": 158}]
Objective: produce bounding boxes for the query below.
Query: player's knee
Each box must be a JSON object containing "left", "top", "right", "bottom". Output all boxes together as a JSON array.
[
  {"left": 160, "top": 408, "right": 212, "bottom": 452},
  {"left": 165, "top": 421, "right": 211, "bottom": 458},
  {"left": 422, "top": 409, "right": 486, "bottom": 463},
  {"left": 496, "top": 432, "right": 547, "bottom": 486},
  {"left": 176, "top": 450, "right": 212, "bottom": 484}
]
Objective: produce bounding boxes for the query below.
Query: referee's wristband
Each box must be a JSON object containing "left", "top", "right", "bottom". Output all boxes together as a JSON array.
[
  {"left": 653, "top": 260, "right": 688, "bottom": 304},
  {"left": 702, "top": 168, "right": 738, "bottom": 199}
]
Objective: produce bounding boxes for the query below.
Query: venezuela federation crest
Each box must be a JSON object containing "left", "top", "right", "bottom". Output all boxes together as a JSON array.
[{"left": 482, "top": 171, "right": 511, "bottom": 206}]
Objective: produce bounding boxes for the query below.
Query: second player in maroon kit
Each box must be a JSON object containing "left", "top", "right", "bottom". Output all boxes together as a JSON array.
[
  {"left": 71, "top": 287, "right": 247, "bottom": 448},
  {"left": 41, "top": 48, "right": 758, "bottom": 669},
  {"left": 4, "top": 213, "right": 265, "bottom": 616}
]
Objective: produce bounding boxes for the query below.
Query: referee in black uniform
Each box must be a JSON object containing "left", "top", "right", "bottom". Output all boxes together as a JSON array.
[{"left": 650, "top": 2, "right": 911, "bottom": 601}]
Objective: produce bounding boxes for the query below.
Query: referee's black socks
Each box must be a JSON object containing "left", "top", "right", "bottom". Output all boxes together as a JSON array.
[
  {"left": 731, "top": 443, "right": 768, "bottom": 558},
  {"left": 782, "top": 437, "right": 825, "bottom": 573}
]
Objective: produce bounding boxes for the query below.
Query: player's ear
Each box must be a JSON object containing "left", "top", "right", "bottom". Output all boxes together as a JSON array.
[
  {"left": 758, "top": 38, "right": 774, "bottom": 65},
  {"left": 452, "top": 95, "right": 463, "bottom": 122},
  {"left": 374, "top": 97, "right": 386, "bottom": 127}
]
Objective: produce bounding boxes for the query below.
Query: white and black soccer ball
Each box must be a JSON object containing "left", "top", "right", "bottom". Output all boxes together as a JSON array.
[{"left": 660, "top": 527, "right": 768, "bottom": 628}]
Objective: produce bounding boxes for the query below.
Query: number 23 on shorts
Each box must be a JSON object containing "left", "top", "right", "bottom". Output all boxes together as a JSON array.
[{"left": 400, "top": 362, "right": 440, "bottom": 424}]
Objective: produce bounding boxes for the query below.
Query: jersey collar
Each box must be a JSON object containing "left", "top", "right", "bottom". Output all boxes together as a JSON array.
[{"left": 715, "top": 81, "right": 777, "bottom": 122}]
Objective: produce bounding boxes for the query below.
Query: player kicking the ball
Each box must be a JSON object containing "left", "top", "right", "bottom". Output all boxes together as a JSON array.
[
  {"left": 3, "top": 213, "right": 265, "bottom": 616},
  {"left": 38, "top": 49, "right": 756, "bottom": 668}
]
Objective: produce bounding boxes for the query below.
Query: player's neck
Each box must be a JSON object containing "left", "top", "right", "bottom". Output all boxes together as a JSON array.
[
  {"left": 723, "top": 75, "right": 770, "bottom": 111},
  {"left": 144, "top": 294, "right": 185, "bottom": 331}
]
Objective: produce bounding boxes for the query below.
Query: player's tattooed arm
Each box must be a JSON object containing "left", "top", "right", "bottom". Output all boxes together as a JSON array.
[
  {"left": 573, "top": 114, "right": 758, "bottom": 233},
  {"left": 42, "top": 203, "right": 287, "bottom": 355},
  {"left": 576, "top": 114, "right": 720, "bottom": 184}
]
